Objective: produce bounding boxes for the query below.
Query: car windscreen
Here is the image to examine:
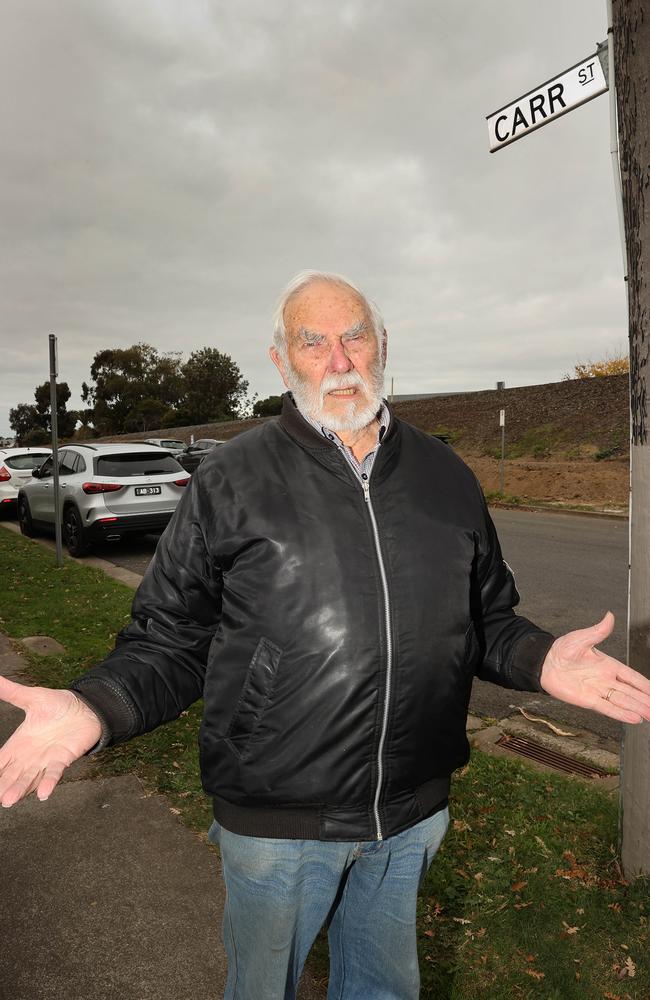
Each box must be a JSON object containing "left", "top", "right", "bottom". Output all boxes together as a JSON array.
[
  {"left": 95, "top": 453, "right": 182, "bottom": 477},
  {"left": 160, "top": 440, "right": 184, "bottom": 449},
  {"left": 5, "top": 453, "right": 51, "bottom": 470}
]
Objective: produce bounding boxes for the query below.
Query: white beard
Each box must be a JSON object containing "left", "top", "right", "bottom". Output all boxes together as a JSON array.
[{"left": 286, "top": 358, "right": 385, "bottom": 433}]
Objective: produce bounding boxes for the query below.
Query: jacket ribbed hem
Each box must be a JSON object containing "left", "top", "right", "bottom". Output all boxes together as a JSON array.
[
  {"left": 212, "top": 776, "right": 451, "bottom": 841},
  {"left": 69, "top": 676, "right": 140, "bottom": 746},
  {"left": 507, "top": 630, "right": 556, "bottom": 691}
]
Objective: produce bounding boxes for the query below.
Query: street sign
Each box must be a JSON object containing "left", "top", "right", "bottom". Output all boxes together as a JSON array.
[
  {"left": 499, "top": 409, "right": 505, "bottom": 427},
  {"left": 487, "top": 49, "right": 608, "bottom": 152}
]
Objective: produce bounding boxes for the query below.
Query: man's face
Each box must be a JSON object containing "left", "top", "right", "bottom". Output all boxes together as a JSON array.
[{"left": 270, "top": 281, "right": 386, "bottom": 433}]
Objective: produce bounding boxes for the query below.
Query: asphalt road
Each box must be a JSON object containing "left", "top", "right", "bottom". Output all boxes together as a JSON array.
[{"left": 96, "top": 508, "right": 629, "bottom": 744}]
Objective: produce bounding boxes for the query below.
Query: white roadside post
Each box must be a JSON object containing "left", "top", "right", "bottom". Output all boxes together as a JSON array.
[
  {"left": 499, "top": 409, "right": 506, "bottom": 496},
  {"left": 48, "top": 334, "right": 63, "bottom": 568}
]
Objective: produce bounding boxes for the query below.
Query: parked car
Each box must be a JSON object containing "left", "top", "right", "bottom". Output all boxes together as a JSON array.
[
  {"left": 17, "top": 443, "right": 190, "bottom": 557},
  {"left": 178, "top": 438, "right": 225, "bottom": 474},
  {"left": 0, "top": 447, "right": 52, "bottom": 515},
  {"left": 143, "top": 437, "right": 186, "bottom": 454}
]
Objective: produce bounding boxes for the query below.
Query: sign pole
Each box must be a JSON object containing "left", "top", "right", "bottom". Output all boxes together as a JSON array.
[
  {"left": 49, "top": 335, "right": 63, "bottom": 568},
  {"left": 611, "top": 0, "right": 650, "bottom": 878}
]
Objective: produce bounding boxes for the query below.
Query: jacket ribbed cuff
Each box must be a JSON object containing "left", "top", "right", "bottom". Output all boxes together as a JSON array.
[
  {"left": 69, "top": 677, "right": 140, "bottom": 750},
  {"left": 507, "top": 631, "right": 556, "bottom": 692}
]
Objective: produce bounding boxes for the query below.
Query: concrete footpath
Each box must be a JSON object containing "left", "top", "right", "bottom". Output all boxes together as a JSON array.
[{"left": 0, "top": 634, "right": 322, "bottom": 1000}]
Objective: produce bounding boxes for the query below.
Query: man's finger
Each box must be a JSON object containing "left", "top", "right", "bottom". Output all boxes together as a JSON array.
[
  {"left": 593, "top": 700, "right": 644, "bottom": 725},
  {"left": 569, "top": 611, "right": 616, "bottom": 649},
  {"left": 0, "top": 675, "right": 36, "bottom": 712},
  {"left": 616, "top": 663, "right": 650, "bottom": 697},
  {"left": 605, "top": 687, "right": 650, "bottom": 720},
  {"left": 0, "top": 766, "right": 42, "bottom": 808},
  {"left": 36, "top": 764, "right": 67, "bottom": 802}
]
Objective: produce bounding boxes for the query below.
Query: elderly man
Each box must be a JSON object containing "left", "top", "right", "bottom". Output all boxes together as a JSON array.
[{"left": 1, "top": 271, "right": 650, "bottom": 1000}]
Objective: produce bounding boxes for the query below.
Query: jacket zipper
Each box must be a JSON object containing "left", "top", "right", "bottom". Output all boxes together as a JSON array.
[{"left": 361, "top": 474, "right": 393, "bottom": 841}]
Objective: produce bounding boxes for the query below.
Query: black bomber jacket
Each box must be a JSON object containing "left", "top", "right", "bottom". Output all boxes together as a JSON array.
[{"left": 71, "top": 394, "right": 555, "bottom": 841}]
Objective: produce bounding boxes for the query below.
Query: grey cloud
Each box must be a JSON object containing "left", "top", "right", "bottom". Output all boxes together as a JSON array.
[{"left": 0, "top": 0, "right": 626, "bottom": 433}]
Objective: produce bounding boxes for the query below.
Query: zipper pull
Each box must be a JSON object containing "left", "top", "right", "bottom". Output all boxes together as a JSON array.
[{"left": 361, "top": 473, "right": 370, "bottom": 502}]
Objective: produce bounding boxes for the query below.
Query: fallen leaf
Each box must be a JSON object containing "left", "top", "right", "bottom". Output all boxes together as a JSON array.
[
  {"left": 511, "top": 881, "right": 527, "bottom": 893},
  {"left": 562, "top": 921, "right": 580, "bottom": 935},
  {"left": 453, "top": 819, "right": 471, "bottom": 832},
  {"left": 517, "top": 707, "right": 577, "bottom": 736},
  {"left": 504, "top": 828, "right": 516, "bottom": 837},
  {"left": 526, "top": 969, "right": 545, "bottom": 980},
  {"left": 514, "top": 901, "right": 533, "bottom": 910},
  {"left": 609, "top": 903, "right": 622, "bottom": 912},
  {"left": 555, "top": 860, "right": 589, "bottom": 882},
  {"left": 452, "top": 917, "right": 471, "bottom": 925},
  {"left": 476, "top": 927, "right": 487, "bottom": 938},
  {"left": 623, "top": 956, "right": 636, "bottom": 978}
]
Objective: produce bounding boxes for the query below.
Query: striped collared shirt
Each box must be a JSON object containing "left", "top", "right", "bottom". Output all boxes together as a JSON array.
[{"left": 303, "top": 401, "right": 391, "bottom": 481}]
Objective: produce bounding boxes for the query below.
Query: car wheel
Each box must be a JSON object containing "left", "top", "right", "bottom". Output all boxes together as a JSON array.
[
  {"left": 18, "top": 497, "right": 36, "bottom": 537},
  {"left": 63, "top": 506, "right": 91, "bottom": 557}
]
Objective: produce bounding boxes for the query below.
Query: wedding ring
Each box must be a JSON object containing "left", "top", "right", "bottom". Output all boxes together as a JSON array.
[{"left": 604, "top": 688, "right": 615, "bottom": 702}]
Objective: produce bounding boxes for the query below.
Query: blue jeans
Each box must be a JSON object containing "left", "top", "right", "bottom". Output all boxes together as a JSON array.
[{"left": 208, "top": 807, "right": 449, "bottom": 1000}]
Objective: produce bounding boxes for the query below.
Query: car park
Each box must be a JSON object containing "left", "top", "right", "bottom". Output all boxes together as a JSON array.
[
  {"left": 143, "top": 437, "right": 186, "bottom": 453},
  {"left": 0, "top": 447, "right": 52, "bottom": 515},
  {"left": 178, "top": 438, "right": 225, "bottom": 474},
  {"left": 17, "top": 443, "right": 190, "bottom": 557}
]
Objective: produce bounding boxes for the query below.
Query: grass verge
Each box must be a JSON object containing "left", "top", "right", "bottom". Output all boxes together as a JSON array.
[{"left": 1, "top": 528, "right": 648, "bottom": 997}]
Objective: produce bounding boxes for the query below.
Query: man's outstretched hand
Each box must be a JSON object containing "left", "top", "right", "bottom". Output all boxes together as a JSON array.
[
  {"left": 0, "top": 677, "right": 102, "bottom": 808},
  {"left": 540, "top": 612, "right": 650, "bottom": 724}
]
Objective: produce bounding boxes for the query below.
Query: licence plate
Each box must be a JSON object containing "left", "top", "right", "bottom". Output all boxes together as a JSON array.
[{"left": 135, "top": 486, "right": 162, "bottom": 496}]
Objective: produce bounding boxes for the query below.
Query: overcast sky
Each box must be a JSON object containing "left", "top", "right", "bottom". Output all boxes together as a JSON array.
[{"left": 0, "top": 0, "right": 626, "bottom": 436}]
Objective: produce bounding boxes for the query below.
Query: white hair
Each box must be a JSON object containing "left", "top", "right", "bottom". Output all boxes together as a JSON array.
[{"left": 272, "top": 270, "right": 385, "bottom": 361}]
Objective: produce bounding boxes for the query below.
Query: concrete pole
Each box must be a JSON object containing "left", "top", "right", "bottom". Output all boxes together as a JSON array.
[
  {"left": 48, "top": 336, "right": 63, "bottom": 568},
  {"left": 612, "top": 0, "right": 650, "bottom": 877}
]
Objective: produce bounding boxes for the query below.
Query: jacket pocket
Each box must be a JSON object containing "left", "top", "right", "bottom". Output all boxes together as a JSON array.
[{"left": 225, "top": 637, "right": 282, "bottom": 758}]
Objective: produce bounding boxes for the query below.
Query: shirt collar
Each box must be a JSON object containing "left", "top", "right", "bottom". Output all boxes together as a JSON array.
[{"left": 301, "top": 400, "right": 390, "bottom": 448}]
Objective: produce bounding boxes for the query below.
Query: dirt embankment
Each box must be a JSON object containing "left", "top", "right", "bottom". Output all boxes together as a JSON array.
[{"left": 109, "top": 375, "right": 630, "bottom": 509}]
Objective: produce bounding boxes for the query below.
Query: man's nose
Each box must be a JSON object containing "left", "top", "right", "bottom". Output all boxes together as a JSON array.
[{"left": 328, "top": 340, "right": 353, "bottom": 373}]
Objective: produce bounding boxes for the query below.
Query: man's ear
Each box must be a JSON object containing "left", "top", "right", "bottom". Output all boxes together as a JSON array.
[{"left": 269, "top": 346, "right": 290, "bottom": 388}]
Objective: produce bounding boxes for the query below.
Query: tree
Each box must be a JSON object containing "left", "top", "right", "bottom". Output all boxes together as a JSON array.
[
  {"left": 9, "top": 404, "right": 41, "bottom": 444},
  {"left": 178, "top": 348, "right": 249, "bottom": 424},
  {"left": 82, "top": 344, "right": 184, "bottom": 435},
  {"left": 33, "top": 381, "right": 77, "bottom": 439},
  {"left": 566, "top": 350, "right": 630, "bottom": 379},
  {"left": 613, "top": 0, "right": 650, "bottom": 876},
  {"left": 253, "top": 395, "right": 283, "bottom": 417},
  {"left": 21, "top": 427, "right": 50, "bottom": 446},
  {"left": 123, "top": 398, "right": 168, "bottom": 432}
]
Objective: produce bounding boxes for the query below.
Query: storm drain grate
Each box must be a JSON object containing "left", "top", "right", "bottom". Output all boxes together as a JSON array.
[{"left": 495, "top": 734, "right": 612, "bottom": 779}]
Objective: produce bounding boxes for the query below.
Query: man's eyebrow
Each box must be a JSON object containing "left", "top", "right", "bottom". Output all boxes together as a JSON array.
[{"left": 295, "top": 321, "right": 368, "bottom": 342}]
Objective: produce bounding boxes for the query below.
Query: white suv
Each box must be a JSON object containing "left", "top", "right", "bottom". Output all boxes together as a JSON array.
[
  {"left": 17, "top": 442, "right": 190, "bottom": 557},
  {"left": 0, "top": 447, "right": 52, "bottom": 514}
]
